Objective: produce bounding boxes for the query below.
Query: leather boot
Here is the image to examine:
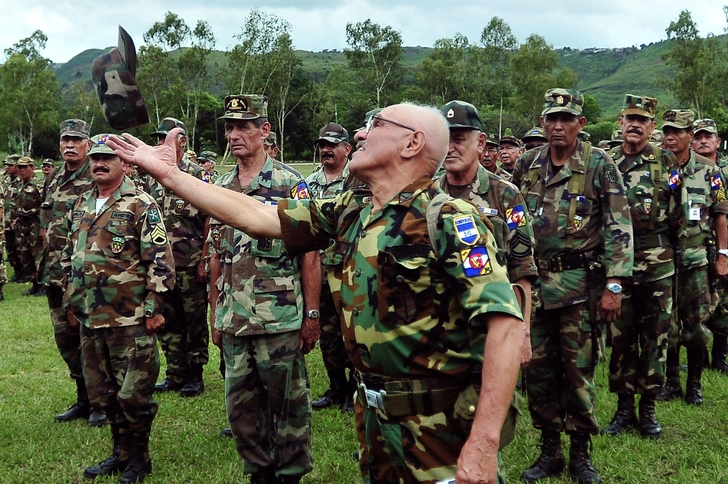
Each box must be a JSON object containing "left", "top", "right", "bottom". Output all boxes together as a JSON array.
[
  {"left": 657, "top": 348, "right": 682, "bottom": 401},
  {"left": 83, "top": 424, "right": 130, "bottom": 478},
  {"left": 89, "top": 408, "right": 108, "bottom": 427},
  {"left": 219, "top": 428, "right": 233, "bottom": 438},
  {"left": 568, "top": 433, "right": 601, "bottom": 484},
  {"left": 180, "top": 364, "right": 205, "bottom": 397},
  {"left": 249, "top": 467, "right": 276, "bottom": 484},
  {"left": 600, "top": 394, "right": 637, "bottom": 436},
  {"left": 520, "top": 429, "right": 564, "bottom": 482},
  {"left": 154, "top": 377, "right": 184, "bottom": 393},
  {"left": 638, "top": 396, "right": 662, "bottom": 438},
  {"left": 55, "top": 377, "right": 90, "bottom": 422},
  {"left": 685, "top": 347, "right": 705, "bottom": 406},
  {"left": 341, "top": 373, "right": 356, "bottom": 413},
  {"left": 118, "top": 432, "right": 152, "bottom": 483},
  {"left": 711, "top": 335, "right": 728, "bottom": 374},
  {"left": 34, "top": 284, "right": 46, "bottom": 297},
  {"left": 23, "top": 282, "right": 41, "bottom": 296},
  {"left": 312, "top": 370, "right": 346, "bottom": 410}
]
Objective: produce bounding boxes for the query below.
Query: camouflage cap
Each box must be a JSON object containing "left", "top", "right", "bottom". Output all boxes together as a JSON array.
[
  {"left": 542, "top": 88, "right": 584, "bottom": 116},
  {"left": 577, "top": 131, "right": 591, "bottom": 141},
  {"left": 661, "top": 109, "right": 694, "bottom": 130},
  {"left": 60, "top": 119, "right": 91, "bottom": 139},
  {"left": 649, "top": 129, "right": 664, "bottom": 144},
  {"left": 16, "top": 156, "right": 35, "bottom": 167},
  {"left": 42, "top": 158, "right": 55, "bottom": 166},
  {"left": 608, "top": 129, "right": 624, "bottom": 147},
  {"left": 198, "top": 150, "right": 217, "bottom": 162},
  {"left": 597, "top": 140, "right": 610, "bottom": 149},
  {"left": 500, "top": 135, "right": 523, "bottom": 148},
  {"left": 91, "top": 26, "right": 149, "bottom": 130},
  {"left": 522, "top": 127, "right": 547, "bottom": 143},
  {"left": 486, "top": 133, "right": 500, "bottom": 148},
  {"left": 186, "top": 149, "right": 197, "bottom": 158},
  {"left": 693, "top": 118, "right": 718, "bottom": 135},
  {"left": 265, "top": 132, "right": 278, "bottom": 146},
  {"left": 219, "top": 94, "right": 268, "bottom": 120},
  {"left": 4, "top": 154, "right": 21, "bottom": 166},
  {"left": 151, "top": 117, "right": 187, "bottom": 138},
  {"left": 88, "top": 134, "right": 116, "bottom": 156},
  {"left": 621, "top": 94, "right": 657, "bottom": 118},
  {"left": 440, "top": 100, "right": 483, "bottom": 131},
  {"left": 315, "top": 122, "right": 350, "bottom": 145}
]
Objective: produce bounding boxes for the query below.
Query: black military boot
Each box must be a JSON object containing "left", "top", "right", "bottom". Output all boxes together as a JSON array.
[
  {"left": 638, "top": 396, "right": 662, "bottom": 438},
  {"left": 278, "top": 476, "right": 301, "bottom": 484},
  {"left": 341, "top": 373, "right": 356, "bottom": 413},
  {"left": 55, "top": 377, "right": 90, "bottom": 422},
  {"left": 568, "top": 433, "right": 601, "bottom": 484},
  {"left": 34, "top": 284, "right": 46, "bottom": 297},
  {"left": 685, "top": 347, "right": 705, "bottom": 406},
  {"left": 180, "top": 364, "right": 205, "bottom": 397},
  {"left": 600, "top": 394, "right": 637, "bottom": 436},
  {"left": 520, "top": 429, "right": 564, "bottom": 482},
  {"left": 657, "top": 348, "right": 682, "bottom": 401},
  {"left": 154, "top": 377, "right": 184, "bottom": 393},
  {"left": 312, "top": 370, "right": 346, "bottom": 410},
  {"left": 23, "top": 282, "right": 41, "bottom": 296},
  {"left": 710, "top": 335, "right": 728, "bottom": 375},
  {"left": 83, "top": 424, "right": 130, "bottom": 479},
  {"left": 118, "top": 432, "right": 152, "bottom": 483},
  {"left": 249, "top": 467, "right": 276, "bottom": 484},
  {"left": 89, "top": 407, "right": 108, "bottom": 427},
  {"left": 219, "top": 428, "right": 234, "bottom": 438}
]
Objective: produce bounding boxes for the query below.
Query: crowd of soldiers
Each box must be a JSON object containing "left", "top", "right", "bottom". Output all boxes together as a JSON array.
[{"left": 2, "top": 85, "right": 728, "bottom": 484}]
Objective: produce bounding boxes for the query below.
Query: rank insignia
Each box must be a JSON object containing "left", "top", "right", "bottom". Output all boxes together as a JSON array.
[
  {"left": 454, "top": 215, "right": 480, "bottom": 245},
  {"left": 506, "top": 205, "right": 526, "bottom": 230},
  {"left": 291, "top": 180, "right": 310, "bottom": 200},
  {"left": 150, "top": 224, "right": 168, "bottom": 245},
  {"left": 174, "top": 199, "right": 185, "bottom": 213},
  {"left": 570, "top": 214, "right": 583, "bottom": 231},
  {"left": 110, "top": 236, "right": 125, "bottom": 254},
  {"left": 668, "top": 170, "right": 680, "bottom": 189},
  {"left": 461, "top": 247, "right": 492, "bottom": 277},
  {"left": 148, "top": 208, "right": 161, "bottom": 224},
  {"left": 643, "top": 197, "right": 652, "bottom": 214}
]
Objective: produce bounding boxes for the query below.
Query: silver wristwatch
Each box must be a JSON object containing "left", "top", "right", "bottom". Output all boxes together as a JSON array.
[
  {"left": 306, "top": 309, "right": 320, "bottom": 319},
  {"left": 606, "top": 283, "right": 622, "bottom": 294}
]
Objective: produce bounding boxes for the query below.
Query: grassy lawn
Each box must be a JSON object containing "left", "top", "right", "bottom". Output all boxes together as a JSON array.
[{"left": 3, "top": 268, "right": 728, "bottom": 483}]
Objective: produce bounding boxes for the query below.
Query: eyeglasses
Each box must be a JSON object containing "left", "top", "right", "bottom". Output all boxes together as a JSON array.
[{"left": 366, "top": 115, "right": 416, "bottom": 135}]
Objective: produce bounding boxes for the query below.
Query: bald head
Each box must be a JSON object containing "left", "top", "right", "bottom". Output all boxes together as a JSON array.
[{"left": 387, "top": 103, "right": 450, "bottom": 176}]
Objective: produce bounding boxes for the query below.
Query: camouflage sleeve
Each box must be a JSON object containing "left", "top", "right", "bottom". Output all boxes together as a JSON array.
[
  {"left": 278, "top": 196, "right": 343, "bottom": 256},
  {"left": 501, "top": 188, "right": 538, "bottom": 282},
  {"left": 138, "top": 198, "right": 176, "bottom": 317},
  {"left": 596, "top": 152, "right": 633, "bottom": 279},
  {"left": 60, "top": 200, "right": 80, "bottom": 312},
  {"left": 708, "top": 166, "right": 728, "bottom": 215},
  {"left": 435, "top": 200, "right": 523, "bottom": 329}
]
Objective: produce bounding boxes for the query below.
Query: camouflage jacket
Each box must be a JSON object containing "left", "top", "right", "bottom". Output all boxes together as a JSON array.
[
  {"left": 208, "top": 156, "right": 310, "bottom": 336},
  {"left": 608, "top": 143, "right": 687, "bottom": 283},
  {"left": 16, "top": 176, "right": 43, "bottom": 220},
  {"left": 142, "top": 157, "right": 209, "bottom": 268},
  {"left": 2, "top": 175, "right": 21, "bottom": 226},
  {"left": 434, "top": 164, "right": 538, "bottom": 283},
  {"left": 61, "top": 177, "right": 175, "bottom": 329},
  {"left": 39, "top": 161, "right": 95, "bottom": 286},
  {"left": 678, "top": 150, "right": 728, "bottom": 270},
  {"left": 278, "top": 176, "right": 522, "bottom": 381},
  {"left": 306, "top": 162, "right": 350, "bottom": 266},
  {"left": 512, "top": 141, "right": 634, "bottom": 310}
]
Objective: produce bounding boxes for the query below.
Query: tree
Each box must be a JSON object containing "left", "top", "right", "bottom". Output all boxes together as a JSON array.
[
  {"left": 345, "top": 19, "right": 403, "bottom": 107},
  {"left": 581, "top": 94, "right": 602, "bottom": 123},
  {"left": 416, "top": 34, "right": 471, "bottom": 105},
  {"left": 478, "top": 17, "right": 518, "bottom": 135}
]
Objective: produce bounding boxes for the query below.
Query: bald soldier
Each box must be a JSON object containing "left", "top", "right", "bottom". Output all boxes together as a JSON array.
[{"left": 109, "top": 102, "right": 526, "bottom": 484}]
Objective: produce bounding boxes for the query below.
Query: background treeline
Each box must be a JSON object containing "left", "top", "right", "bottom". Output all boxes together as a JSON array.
[{"left": 2, "top": 8, "right": 728, "bottom": 162}]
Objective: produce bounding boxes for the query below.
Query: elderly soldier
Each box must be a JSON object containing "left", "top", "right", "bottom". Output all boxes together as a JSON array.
[
  {"left": 206, "top": 95, "right": 319, "bottom": 484},
  {"left": 110, "top": 101, "right": 525, "bottom": 484},
  {"left": 143, "top": 117, "right": 210, "bottom": 397},
  {"left": 658, "top": 109, "right": 728, "bottom": 406},
  {"left": 62, "top": 134, "right": 175, "bottom": 483},
  {"left": 601, "top": 95, "right": 686, "bottom": 439},
  {"left": 498, "top": 135, "right": 523, "bottom": 175},
  {"left": 513, "top": 89, "right": 633, "bottom": 484},
  {"left": 522, "top": 127, "right": 549, "bottom": 152},
  {"left": 198, "top": 151, "right": 220, "bottom": 181},
  {"left": 41, "top": 159, "right": 56, "bottom": 181},
  {"left": 306, "top": 122, "right": 356, "bottom": 412},
  {"left": 695, "top": 119, "right": 728, "bottom": 373},
  {"left": 608, "top": 129, "right": 624, "bottom": 149},
  {"left": 13, "top": 157, "right": 44, "bottom": 296},
  {"left": 264, "top": 132, "right": 280, "bottom": 159},
  {"left": 3, "top": 155, "right": 23, "bottom": 282},
  {"left": 39, "top": 120, "right": 106, "bottom": 425}
]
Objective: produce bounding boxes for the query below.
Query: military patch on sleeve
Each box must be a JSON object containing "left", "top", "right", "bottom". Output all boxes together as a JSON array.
[
  {"left": 668, "top": 170, "right": 680, "bottom": 189},
  {"left": 710, "top": 173, "right": 723, "bottom": 190},
  {"left": 148, "top": 208, "right": 161, "bottom": 224},
  {"left": 111, "top": 211, "right": 134, "bottom": 221},
  {"left": 201, "top": 171, "right": 211, "bottom": 183},
  {"left": 505, "top": 205, "right": 526, "bottom": 230},
  {"left": 150, "top": 224, "right": 168, "bottom": 245},
  {"left": 290, "top": 180, "right": 310, "bottom": 200},
  {"left": 453, "top": 214, "right": 480, "bottom": 245},
  {"left": 263, "top": 200, "right": 278, "bottom": 206},
  {"left": 605, "top": 164, "right": 618, "bottom": 183},
  {"left": 460, "top": 247, "right": 492, "bottom": 277},
  {"left": 509, "top": 230, "right": 532, "bottom": 258}
]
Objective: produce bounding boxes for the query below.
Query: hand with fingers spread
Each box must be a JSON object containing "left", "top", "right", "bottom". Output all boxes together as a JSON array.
[{"left": 106, "top": 130, "right": 182, "bottom": 182}]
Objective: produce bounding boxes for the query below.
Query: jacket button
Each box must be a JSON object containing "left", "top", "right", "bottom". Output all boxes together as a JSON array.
[{"left": 395, "top": 275, "right": 405, "bottom": 283}]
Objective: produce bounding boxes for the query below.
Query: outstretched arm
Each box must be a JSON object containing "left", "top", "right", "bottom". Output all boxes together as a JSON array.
[{"left": 107, "top": 130, "right": 281, "bottom": 238}]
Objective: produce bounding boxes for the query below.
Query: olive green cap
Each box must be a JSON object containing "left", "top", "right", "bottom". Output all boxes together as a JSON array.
[
  {"left": 577, "top": 131, "right": 590, "bottom": 141},
  {"left": 88, "top": 134, "right": 116, "bottom": 156},
  {"left": 219, "top": 94, "right": 268, "bottom": 120},
  {"left": 151, "top": 117, "right": 187, "bottom": 138},
  {"left": 661, "top": 109, "right": 695, "bottom": 130},
  {"left": 486, "top": 134, "right": 500, "bottom": 148},
  {"left": 315, "top": 122, "right": 349, "bottom": 144},
  {"left": 500, "top": 135, "right": 522, "bottom": 148},
  {"left": 265, "top": 132, "right": 278, "bottom": 147},
  {"left": 42, "top": 158, "right": 54, "bottom": 166},
  {"left": 16, "top": 156, "right": 35, "bottom": 167},
  {"left": 542, "top": 88, "right": 584, "bottom": 116},
  {"left": 649, "top": 129, "right": 664, "bottom": 144},
  {"left": 4, "top": 154, "right": 20, "bottom": 166},
  {"left": 440, "top": 100, "right": 483, "bottom": 131},
  {"left": 522, "top": 127, "right": 547, "bottom": 143},
  {"left": 198, "top": 151, "right": 217, "bottom": 162},
  {"left": 693, "top": 118, "right": 718, "bottom": 135}
]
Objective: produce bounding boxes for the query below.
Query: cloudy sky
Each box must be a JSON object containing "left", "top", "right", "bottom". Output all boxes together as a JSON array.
[{"left": 2, "top": 0, "right": 726, "bottom": 63}]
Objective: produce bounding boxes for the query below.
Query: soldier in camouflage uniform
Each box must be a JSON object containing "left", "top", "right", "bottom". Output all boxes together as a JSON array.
[
  {"left": 2, "top": 155, "right": 23, "bottom": 282},
  {"left": 143, "top": 117, "right": 210, "bottom": 397},
  {"left": 522, "top": 127, "right": 549, "bottom": 152},
  {"left": 498, "top": 135, "right": 523, "bottom": 175},
  {"left": 13, "top": 157, "right": 44, "bottom": 296},
  {"left": 41, "top": 158, "right": 56, "bottom": 182},
  {"left": 207, "top": 95, "right": 318, "bottom": 484},
  {"left": 198, "top": 151, "right": 221, "bottom": 181},
  {"left": 0, "top": 182, "right": 5, "bottom": 301},
  {"left": 61, "top": 134, "right": 175, "bottom": 483},
  {"left": 110, "top": 101, "right": 526, "bottom": 484},
  {"left": 658, "top": 109, "right": 728, "bottom": 406},
  {"left": 650, "top": 129, "right": 664, "bottom": 146},
  {"left": 608, "top": 129, "right": 624, "bottom": 149},
  {"left": 264, "top": 132, "right": 280, "bottom": 159},
  {"left": 601, "top": 95, "right": 686, "bottom": 440},
  {"left": 693, "top": 118, "right": 728, "bottom": 374},
  {"left": 306, "top": 122, "right": 356, "bottom": 413},
  {"left": 39, "top": 120, "right": 106, "bottom": 425},
  {"left": 513, "top": 89, "right": 633, "bottom": 484}
]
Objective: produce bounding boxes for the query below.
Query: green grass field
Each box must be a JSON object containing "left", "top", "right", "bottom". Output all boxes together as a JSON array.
[{"left": 3, "top": 269, "right": 728, "bottom": 483}]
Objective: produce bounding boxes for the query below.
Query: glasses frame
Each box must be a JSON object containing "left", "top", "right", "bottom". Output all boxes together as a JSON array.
[{"left": 366, "top": 115, "right": 417, "bottom": 135}]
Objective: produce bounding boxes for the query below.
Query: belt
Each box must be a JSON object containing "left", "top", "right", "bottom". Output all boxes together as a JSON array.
[
  {"left": 355, "top": 371, "right": 465, "bottom": 417},
  {"left": 537, "top": 251, "right": 596, "bottom": 272},
  {"left": 681, "top": 233, "right": 709, "bottom": 249},
  {"left": 635, "top": 234, "right": 669, "bottom": 249}
]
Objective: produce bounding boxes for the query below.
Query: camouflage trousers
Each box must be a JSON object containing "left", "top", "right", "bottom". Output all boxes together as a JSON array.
[
  {"left": 526, "top": 301, "right": 598, "bottom": 435},
  {"left": 354, "top": 392, "right": 504, "bottom": 483},
  {"left": 47, "top": 284, "right": 83, "bottom": 380},
  {"left": 15, "top": 218, "right": 41, "bottom": 282},
  {"left": 80, "top": 323, "right": 159, "bottom": 435},
  {"left": 670, "top": 267, "right": 713, "bottom": 349},
  {"left": 4, "top": 228, "right": 19, "bottom": 271},
  {"left": 0, "top": 236, "right": 7, "bottom": 285},
  {"left": 159, "top": 267, "right": 209, "bottom": 383},
  {"left": 707, "top": 277, "right": 728, "bottom": 337},
  {"left": 607, "top": 278, "right": 672, "bottom": 397},
  {"left": 319, "top": 282, "right": 352, "bottom": 377},
  {"left": 223, "top": 330, "right": 312, "bottom": 478}
]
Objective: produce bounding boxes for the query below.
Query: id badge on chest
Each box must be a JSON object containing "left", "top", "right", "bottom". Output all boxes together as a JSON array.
[{"left": 689, "top": 207, "right": 701, "bottom": 221}]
